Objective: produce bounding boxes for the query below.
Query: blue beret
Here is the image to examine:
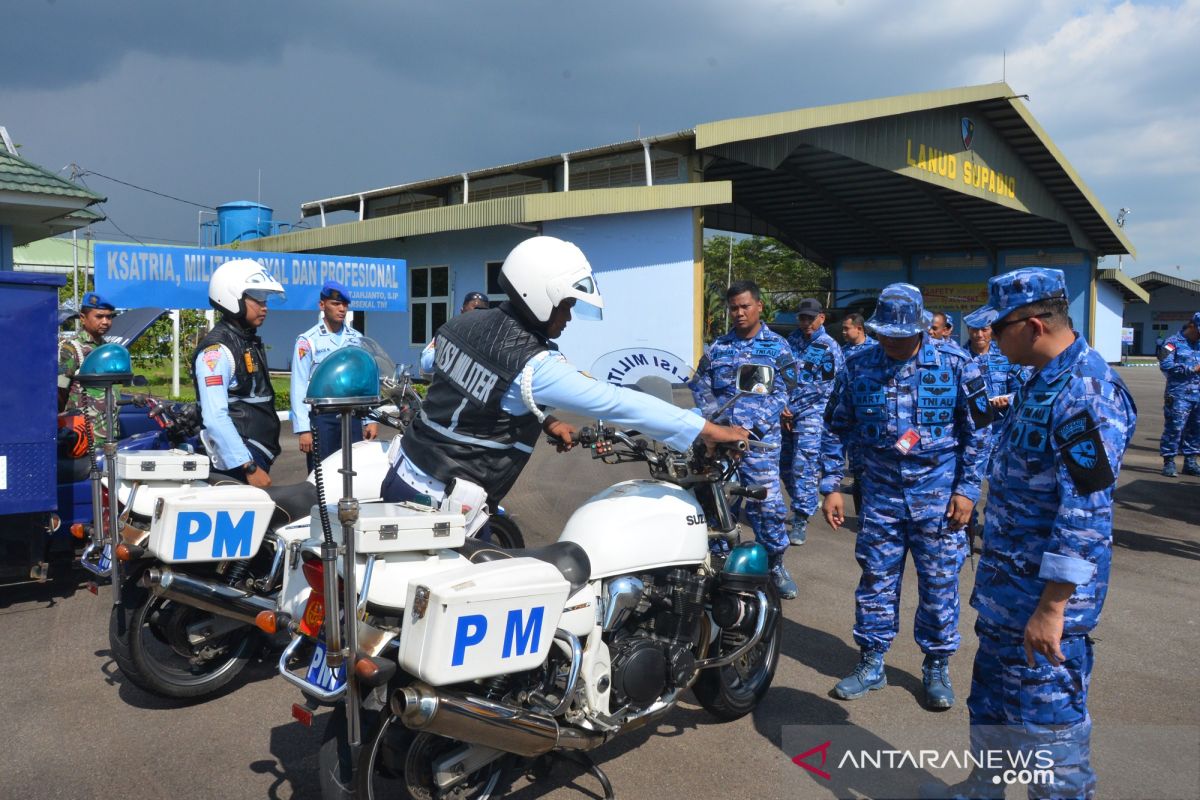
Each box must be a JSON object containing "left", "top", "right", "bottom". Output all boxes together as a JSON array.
[{"left": 320, "top": 280, "right": 351, "bottom": 304}]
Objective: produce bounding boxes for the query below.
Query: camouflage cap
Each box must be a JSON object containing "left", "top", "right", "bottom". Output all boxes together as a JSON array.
[
  {"left": 1193, "top": 311, "right": 1200, "bottom": 329},
  {"left": 965, "top": 267, "right": 1068, "bottom": 329},
  {"left": 866, "top": 283, "right": 933, "bottom": 338}
]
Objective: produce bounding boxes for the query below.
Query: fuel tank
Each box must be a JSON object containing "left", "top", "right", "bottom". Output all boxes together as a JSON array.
[{"left": 558, "top": 480, "right": 708, "bottom": 579}]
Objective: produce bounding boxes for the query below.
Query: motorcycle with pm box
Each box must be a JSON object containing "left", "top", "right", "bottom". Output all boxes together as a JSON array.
[{"left": 278, "top": 355, "right": 782, "bottom": 800}]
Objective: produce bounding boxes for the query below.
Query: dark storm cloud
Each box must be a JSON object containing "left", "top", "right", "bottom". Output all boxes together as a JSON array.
[{"left": 0, "top": 1, "right": 1192, "bottom": 273}]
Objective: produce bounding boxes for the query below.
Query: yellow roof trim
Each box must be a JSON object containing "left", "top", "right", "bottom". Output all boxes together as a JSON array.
[
  {"left": 1098, "top": 269, "right": 1150, "bottom": 304},
  {"left": 230, "top": 183, "right": 732, "bottom": 254},
  {"left": 695, "top": 83, "right": 1014, "bottom": 150},
  {"left": 1003, "top": 98, "right": 1136, "bottom": 259}
]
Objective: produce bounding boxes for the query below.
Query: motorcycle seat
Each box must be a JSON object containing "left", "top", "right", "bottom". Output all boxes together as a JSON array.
[
  {"left": 264, "top": 482, "right": 320, "bottom": 527},
  {"left": 458, "top": 537, "right": 590, "bottom": 594}
]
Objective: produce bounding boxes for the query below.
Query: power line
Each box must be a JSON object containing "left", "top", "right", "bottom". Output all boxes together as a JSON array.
[{"left": 76, "top": 166, "right": 216, "bottom": 211}]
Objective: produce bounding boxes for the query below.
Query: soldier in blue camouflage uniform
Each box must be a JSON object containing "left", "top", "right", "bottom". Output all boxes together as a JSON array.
[
  {"left": 820, "top": 284, "right": 991, "bottom": 710},
  {"left": 781, "top": 298, "right": 843, "bottom": 546},
  {"left": 691, "top": 280, "right": 800, "bottom": 598},
  {"left": 954, "top": 268, "right": 1136, "bottom": 799},
  {"left": 966, "top": 323, "right": 1033, "bottom": 536},
  {"left": 837, "top": 313, "right": 878, "bottom": 517},
  {"left": 1157, "top": 312, "right": 1200, "bottom": 477}
]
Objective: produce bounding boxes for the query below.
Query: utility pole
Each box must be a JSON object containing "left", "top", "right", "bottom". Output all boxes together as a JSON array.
[{"left": 1116, "top": 208, "right": 1131, "bottom": 271}]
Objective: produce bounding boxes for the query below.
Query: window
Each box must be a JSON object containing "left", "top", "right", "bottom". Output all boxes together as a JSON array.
[
  {"left": 486, "top": 261, "right": 505, "bottom": 304},
  {"left": 410, "top": 265, "right": 450, "bottom": 345}
]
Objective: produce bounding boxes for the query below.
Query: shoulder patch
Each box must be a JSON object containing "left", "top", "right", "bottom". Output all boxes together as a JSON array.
[
  {"left": 964, "top": 376, "right": 985, "bottom": 395},
  {"left": 1053, "top": 411, "right": 1093, "bottom": 446},
  {"left": 203, "top": 344, "right": 222, "bottom": 353},
  {"left": 1055, "top": 412, "right": 1115, "bottom": 494}
]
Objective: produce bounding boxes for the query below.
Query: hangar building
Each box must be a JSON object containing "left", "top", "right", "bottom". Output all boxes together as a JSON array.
[{"left": 230, "top": 83, "right": 1142, "bottom": 370}]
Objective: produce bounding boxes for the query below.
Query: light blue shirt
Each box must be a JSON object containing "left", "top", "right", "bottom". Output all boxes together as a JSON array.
[
  {"left": 399, "top": 351, "right": 706, "bottom": 488},
  {"left": 290, "top": 318, "right": 363, "bottom": 433},
  {"left": 194, "top": 343, "right": 253, "bottom": 470}
]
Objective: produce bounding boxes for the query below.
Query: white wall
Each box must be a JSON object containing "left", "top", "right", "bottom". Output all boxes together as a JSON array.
[{"left": 1093, "top": 281, "right": 1124, "bottom": 363}]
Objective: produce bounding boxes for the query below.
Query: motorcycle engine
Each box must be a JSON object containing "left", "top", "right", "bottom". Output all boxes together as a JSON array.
[{"left": 607, "top": 568, "right": 709, "bottom": 709}]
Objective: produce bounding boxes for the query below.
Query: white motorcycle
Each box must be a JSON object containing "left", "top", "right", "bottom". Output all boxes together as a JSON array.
[
  {"left": 105, "top": 342, "right": 520, "bottom": 701},
  {"left": 278, "top": 362, "right": 782, "bottom": 799}
]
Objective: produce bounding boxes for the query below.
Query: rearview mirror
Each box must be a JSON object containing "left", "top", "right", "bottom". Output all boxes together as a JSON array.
[{"left": 735, "top": 364, "right": 775, "bottom": 396}]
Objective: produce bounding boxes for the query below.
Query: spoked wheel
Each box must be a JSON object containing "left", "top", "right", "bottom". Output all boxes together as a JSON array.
[
  {"left": 692, "top": 589, "right": 782, "bottom": 721},
  {"left": 358, "top": 719, "right": 506, "bottom": 800},
  {"left": 480, "top": 514, "right": 525, "bottom": 550},
  {"left": 109, "top": 583, "right": 257, "bottom": 700}
]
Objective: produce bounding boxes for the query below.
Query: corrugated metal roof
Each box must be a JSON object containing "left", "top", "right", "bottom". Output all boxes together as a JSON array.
[
  {"left": 236, "top": 183, "right": 731, "bottom": 254},
  {"left": 280, "top": 83, "right": 1130, "bottom": 266},
  {"left": 695, "top": 84, "right": 1012, "bottom": 149},
  {"left": 0, "top": 149, "right": 105, "bottom": 203},
  {"left": 1097, "top": 269, "right": 1150, "bottom": 303},
  {"left": 1132, "top": 270, "right": 1200, "bottom": 294},
  {"left": 697, "top": 83, "right": 1133, "bottom": 262},
  {"left": 302, "top": 130, "right": 694, "bottom": 217}
]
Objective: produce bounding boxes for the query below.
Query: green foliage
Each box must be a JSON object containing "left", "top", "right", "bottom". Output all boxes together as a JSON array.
[
  {"left": 701, "top": 235, "right": 830, "bottom": 341},
  {"left": 128, "top": 310, "right": 210, "bottom": 362}
]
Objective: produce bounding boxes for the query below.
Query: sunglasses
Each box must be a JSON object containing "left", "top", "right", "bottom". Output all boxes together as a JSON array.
[{"left": 992, "top": 311, "right": 1052, "bottom": 337}]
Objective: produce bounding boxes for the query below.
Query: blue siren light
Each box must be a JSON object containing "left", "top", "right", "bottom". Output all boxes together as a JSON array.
[
  {"left": 75, "top": 343, "right": 134, "bottom": 385},
  {"left": 306, "top": 346, "right": 382, "bottom": 408}
]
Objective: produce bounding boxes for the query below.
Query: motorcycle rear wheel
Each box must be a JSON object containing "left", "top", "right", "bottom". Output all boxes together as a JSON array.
[
  {"left": 692, "top": 588, "right": 782, "bottom": 721},
  {"left": 108, "top": 579, "right": 257, "bottom": 700},
  {"left": 320, "top": 705, "right": 504, "bottom": 800}
]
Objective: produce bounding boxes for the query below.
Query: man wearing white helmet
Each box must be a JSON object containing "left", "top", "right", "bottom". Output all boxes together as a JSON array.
[
  {"left": 382, "top": 236, "right": 748, "bottom": 518},
  {"left": 193, "top": 258, "right": 286, "bottom": 487}
]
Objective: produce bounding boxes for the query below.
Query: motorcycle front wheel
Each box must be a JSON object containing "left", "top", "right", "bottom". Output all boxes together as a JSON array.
[
  {"left": 108, "top": 578, "right": 258, "bottom": 700},
  {"left": 692, "top": 588, "right": 782, "bottom": 721},
  {"left": 482, "top": 514, "right": 525, "bottom": 550}
]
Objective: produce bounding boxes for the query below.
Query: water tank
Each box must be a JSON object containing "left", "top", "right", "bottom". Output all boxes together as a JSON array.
[{"left": 216, "top": 201, "right": 273, "bottom": 245}]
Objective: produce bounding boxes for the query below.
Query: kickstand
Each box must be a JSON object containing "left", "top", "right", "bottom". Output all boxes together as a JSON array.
[{"left": 542, "top": 750, "right": 615, "bottom": 800}]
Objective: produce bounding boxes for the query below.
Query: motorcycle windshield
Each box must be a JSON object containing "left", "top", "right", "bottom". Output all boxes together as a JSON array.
[
  {"left": 354, "top": 336, "right": 398, "bottom": 381},
  {"left": 589, "top": 348, "right": 697, "bottom": 410}
]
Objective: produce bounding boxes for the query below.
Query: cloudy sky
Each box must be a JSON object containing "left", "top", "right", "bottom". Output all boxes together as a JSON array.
[{"left": 2, "top": 0, "right": 1196, "bottom": 277}]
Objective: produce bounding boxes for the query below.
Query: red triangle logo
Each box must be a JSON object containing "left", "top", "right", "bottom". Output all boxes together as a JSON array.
[{"left": 792, "top": 740, "right": 832, "bottom": 780}]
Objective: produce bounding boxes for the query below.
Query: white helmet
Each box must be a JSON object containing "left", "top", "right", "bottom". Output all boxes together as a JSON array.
[
  {"left": 208, "top": 258, "right": 286, "bottom": 317},
  {"left": 499, "top": 236, "right": 604, "bottom": 324}
]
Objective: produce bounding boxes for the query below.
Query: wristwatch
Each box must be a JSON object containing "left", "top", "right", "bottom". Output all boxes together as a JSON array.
[{"left": 243, "top": 461, "right": 259, "bottom": 475}]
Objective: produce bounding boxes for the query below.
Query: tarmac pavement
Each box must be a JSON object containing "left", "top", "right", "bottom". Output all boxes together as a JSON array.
[{"left": 0, "top": 366, "right": 1196, "bottom": 799}]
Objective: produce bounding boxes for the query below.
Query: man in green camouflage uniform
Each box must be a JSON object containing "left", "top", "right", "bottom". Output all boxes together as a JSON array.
[{"left": 58, "top": 292, "right": 118, "bottom": 444}]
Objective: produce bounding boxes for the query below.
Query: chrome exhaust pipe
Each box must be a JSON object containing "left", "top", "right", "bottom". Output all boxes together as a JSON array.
[
  {"left": 142, "top": 566, "right": 274, "bottom": 626},
  {"left": 392, "top": 681, "right": 604, "bottom": 758}
]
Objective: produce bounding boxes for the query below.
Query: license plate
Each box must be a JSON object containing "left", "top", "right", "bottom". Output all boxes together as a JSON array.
[
  {"left": 97, "top": 543, "right": 112, "bottom": 572},
  {"left": 305, "top": 638, "right": 346, "bottom": 693}
]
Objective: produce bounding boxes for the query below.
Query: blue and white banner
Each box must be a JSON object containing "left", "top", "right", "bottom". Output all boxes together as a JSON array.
[{"left": 94, "top": 244, "right": 407, "bottom": 312}]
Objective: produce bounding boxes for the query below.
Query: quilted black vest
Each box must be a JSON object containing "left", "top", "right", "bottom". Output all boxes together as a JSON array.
[{"left": 401, "top": 303, "right": 550, "bottom": 503}]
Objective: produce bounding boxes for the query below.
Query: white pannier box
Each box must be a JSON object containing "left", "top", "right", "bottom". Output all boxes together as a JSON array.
[
  {"left": 399, "top": 558, "right": 571, "bottom": 685},
  {"left": 117, "top": 449, "right": 210, "bottom": 482},
  {"left": 147, "top": 485, "right": 275, "bottom": 563},
  {"left": 313, "top": 502, "right": 466, "bottom": 555}
]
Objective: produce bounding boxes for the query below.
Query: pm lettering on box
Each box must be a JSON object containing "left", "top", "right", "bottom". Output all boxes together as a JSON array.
[
  {"left": 451, "top": 607, "right": 545, "bottom": 667},
  {"left": 173, "top": 510, "right": 257, "bottom": 560}
]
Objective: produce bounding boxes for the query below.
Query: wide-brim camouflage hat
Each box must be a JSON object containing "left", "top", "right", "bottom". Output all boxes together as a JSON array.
[
  {"left": 866, "top": 283, "right": 931, "bottom": 338},
  {"left": 965, "top": 267, "right": 1067, "bottom": 329}
]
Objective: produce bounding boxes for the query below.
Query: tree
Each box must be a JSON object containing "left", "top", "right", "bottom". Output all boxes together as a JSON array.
[{"left": 702, "top": 235, "right": 829, "bottom": 341}]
